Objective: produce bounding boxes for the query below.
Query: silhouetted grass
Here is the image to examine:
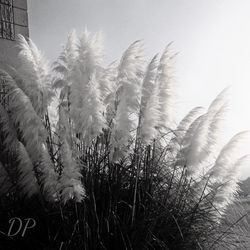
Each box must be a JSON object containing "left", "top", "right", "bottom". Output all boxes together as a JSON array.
[{"left": 0, "top": 138, "right": 248, "bottom": 250}]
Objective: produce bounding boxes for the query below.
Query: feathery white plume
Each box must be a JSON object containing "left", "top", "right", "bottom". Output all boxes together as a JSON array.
[
  {"left": 185, "top": 89, "right": 229, "bottom": 176},
  {"left": 17, "top": 142, "right": 40, "bottom": 198},
  {"left": 53, "top": 30, "right": 78, "bottom": 81},
  {"left": 202, "top": 103, "right": 228, "bottom": 162},
  {"left": 157, "top": 44, "right": 176, "bottom": 131},
  {"left": 17, "top": 35, "right": 53, "bottom": 117},
  {"left": 139, "top": 55, "right": 159, "bottom": 144},
  {"left": 53, "top": 30, "right": 78, "bottom": 110},
  {"left": 111, "top": 41, "right": 144, "bottom": 160},
  {"left": 99, "top": 63, "right": 118, "bottom": 105},
  {"left": 98, "top": 63, "right": 118, "bottom": 125},
  {"left": 111, "top": 97, "right": 132, "bottom": 161},
  {"left": 140, "top": 55, "right": 158, "bottom": 114},
  {"left": 57, "top": 102, "right": 85, "bottom": 203},
  {"left": 175, "top": 114, "right": 204, "bottom": 167},
  {"left": 213, "top": 154, "right": 250, "bottom": 212},
  {"left": 170, "top": 107, "right": 205, "bottom": 161},
  {"left": 39, "top": 144, "right": 59, "bottom": 200},
  {"left": 59, "top": 138, "right": 85, "bottom": 203},
  {"left": 69, "top": 30, "right": 106, "bottom": 143},
  {"left": 77, "top": 75, "right": 106, "bottom": 145},
  {"left": 47, "top": 93, "right": 59, "bottom": 131},
  {"left": 209, "top": 131, "right": 250, "bottom": 183},
  {"left": 58, "top": 104, "right": 72, "bottom": 145},
  {"left": 175, "top": 107, "right": 205, "bottom": 142},
  {"left": 2, "top": 70, "right": 58, "bottom": 200},
  {"left": 79, "top": 30, "right": 103, "bottom": 74},
  {"left": 115, "top": 40, "right": 144, "bottom": 110},
  {"left": 7, "top": 78, "right": 47, "bottom": 162},
  {"left": 140, "top": 89, "right": 160, "bottom": 145},
  {"left": 52, "top": 31, "right": 79, "bottom": 128}
]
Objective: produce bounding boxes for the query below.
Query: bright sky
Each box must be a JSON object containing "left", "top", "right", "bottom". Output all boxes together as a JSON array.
[{"left": 28, "top": 0, "right": 250, "bottom": 178}]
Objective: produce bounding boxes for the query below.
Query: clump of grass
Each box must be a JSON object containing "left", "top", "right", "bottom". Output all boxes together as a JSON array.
[{"left": 0, "top": 30, "right": 249, "bottom": 249}]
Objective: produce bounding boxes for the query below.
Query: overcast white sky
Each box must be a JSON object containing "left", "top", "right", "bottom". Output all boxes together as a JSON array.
[{"left": 28, "top": 0, "right": 250, "bottom": 178}]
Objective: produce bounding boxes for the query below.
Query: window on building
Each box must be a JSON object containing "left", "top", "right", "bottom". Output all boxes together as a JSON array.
[
  {"left": 0, "top": 0, "right": 14, "bottom": 40},
  {"left": 0, "top": 75, "right": 9, "bottom": 109}
]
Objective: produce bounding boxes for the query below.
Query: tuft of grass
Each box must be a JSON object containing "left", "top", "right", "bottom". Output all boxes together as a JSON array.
[{"left": 0, "top": 31, "right": 249, "bottom": 249}]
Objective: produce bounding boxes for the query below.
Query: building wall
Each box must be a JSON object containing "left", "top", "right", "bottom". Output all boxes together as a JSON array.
[{"left": 0, "top": 0, "right": 29, "bottom": 70}]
